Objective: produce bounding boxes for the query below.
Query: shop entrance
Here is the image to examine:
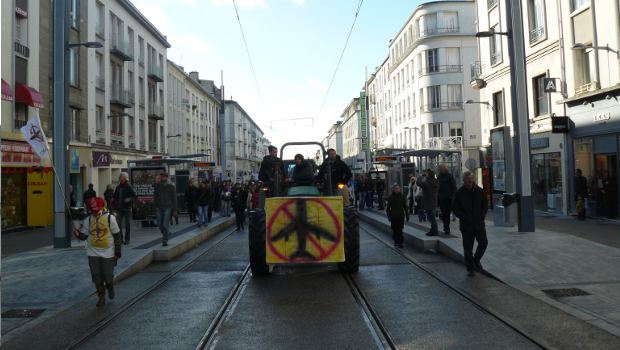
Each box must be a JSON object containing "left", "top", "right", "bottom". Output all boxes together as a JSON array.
[{"left": 593, "top": 154, "right": 618, "bottom": 219}]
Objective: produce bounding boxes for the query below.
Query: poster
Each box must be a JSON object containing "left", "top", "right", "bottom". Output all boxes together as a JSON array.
[
  {"left": 130, "top": 166, "right": 166, "bottom": 220},
  {"left": 490, "top": 129, "right": 506, "bottom": 192}
]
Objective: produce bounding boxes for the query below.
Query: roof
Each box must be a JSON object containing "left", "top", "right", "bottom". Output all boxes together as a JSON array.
[
  {"left": 118, "top": 0, "right": 171, "bottom": 48},
  {"left": 167, "top": 60, "right": 220, "bottom": 104}
]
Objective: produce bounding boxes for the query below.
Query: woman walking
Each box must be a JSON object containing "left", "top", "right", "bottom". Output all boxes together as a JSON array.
[
  {"left": 196, "top": 181, "right": 210, "bottom": 227},
  {"left": 386, "top": 184, "right": 409, "bottom": 248}
]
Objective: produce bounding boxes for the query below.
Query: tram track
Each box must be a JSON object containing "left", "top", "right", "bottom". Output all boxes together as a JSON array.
[{"left": 67, "top": 227, "right": 241, "bottom": 350}]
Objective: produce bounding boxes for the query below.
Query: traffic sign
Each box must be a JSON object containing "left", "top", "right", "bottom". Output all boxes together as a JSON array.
[{"left": 543, "top": 78, "right": 559, "bottom": 93}]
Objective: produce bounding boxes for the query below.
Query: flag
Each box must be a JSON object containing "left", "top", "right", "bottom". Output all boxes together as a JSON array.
[{"left": 20, "top": 114, "right": 49, "bottom": 158}]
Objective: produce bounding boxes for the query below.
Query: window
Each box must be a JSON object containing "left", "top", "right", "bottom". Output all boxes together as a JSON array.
[
  {"left": 572, "top": 0, "right": 589, "bottom": 11},
  {"left": 128, "top": 27, "right": 135, "bottom": 58},
  {"left": 442, "top": 11, "right": 458, "bottom": 31},
  {"left": 15, "top": 15, "right": 28, "bottom": 45},
  {"left": 70, "top": 0, "right": 79, "bottom": 29},
  {"left": 426, "top": 49, "right": 439, "bottom": 73},
  {"left": 449, "top": 122, "right": 463, "bottom": 137},
  {"left": 138, "top": 36, "right": 145, "bottom": 64},
  {"left": 70, "top": 108, "right": 81, "bottom": 141},
  {"left": 447, "top": 85, "right": 462, "bottom": 107},
  {"left": 139, "top": 77, "right": 145, "bottom": 106},
  {"left": 422, "top": 13, "right": 437, "bottom": 35},
  {"left": 492, "top": 91, "right": 504, "bottom": 126},
  {"left": 96, "top": 2, "right": 104, "bottom": 35},
  {"left": 419, "top": 88, "right": 424, "bottom": 110},
  {"left": 528, "top": 0, "right": 546, "bottom": 43},
  {"left": 533, "top": 74, "right": 549, "bottom": 116},
  {"left": 140, "top": 119, "right": 146, "bottom": 148},
  {"left": 428, "top": 85, "right": 441, "bottom": 109},
  {"left": 69, "top": 48, "right": 79, "bottom": 87},
  {"left": 446, "top": 48, "right": 460, "bottom": 70},
  {"left": 429, "top": 123, "right": 443, "bottom": 138},
  {"left": 490, "top": 24, "right": 502, "bottom": 65},
  {"left": 96, "top": 106, "right": 105, "bottom": 130}
]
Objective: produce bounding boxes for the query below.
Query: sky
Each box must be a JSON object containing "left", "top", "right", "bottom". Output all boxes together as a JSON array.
[{"left": 133, "top": 0, "right": 423, "bottom": 148}]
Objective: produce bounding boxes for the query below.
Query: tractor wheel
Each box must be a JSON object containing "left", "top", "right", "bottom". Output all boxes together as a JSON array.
[
  {"left": 338, "top": 206, "right": 360, "bottom": 273},
  {"left": 248, "top": 209, "right": 270, "bottom": 276}
]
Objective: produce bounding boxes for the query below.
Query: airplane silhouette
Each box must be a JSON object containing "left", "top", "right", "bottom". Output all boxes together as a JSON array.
[{"left": 271, "top": 199, "right": 337, "bottom": 260}]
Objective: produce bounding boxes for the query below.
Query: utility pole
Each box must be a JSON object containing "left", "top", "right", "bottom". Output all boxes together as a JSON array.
[
  {"left": 53, "top": 0, "right": 71, "bottom": 247},
  {"left": 506, "top": 0, "right": 535, "bottom": 231}
]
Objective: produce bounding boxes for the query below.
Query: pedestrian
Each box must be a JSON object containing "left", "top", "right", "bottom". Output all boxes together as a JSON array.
[
  {"left": 376, "top": 178, "right": 385, "bottom": 210},
  {"left": 247, "top": 182, "right": 259, "bottom": 210},
  {"left": 83, "top": 184, "right": 97, "bottom": 207},
  {"left": 354, "top": 175, "right": 363, "bottom": 208},
  {"left": 185, "top": 178, "right": 199, "bottom": 223},
  {"left": 406, "top": 176, "right": 416, "bottom": 215},
  {"left": 231, "top": 183, "right": 248, "bottom": 231},
  {"left": 366, "top": 176, "right": 375, "bottom": 209},
  {"left": 212, "top": 180, "right": 222, "bottom": 213},
  {"left": 207, "top": 182, "right": 215, "bottom": 222},
  {"left": 452, "top": 171, "right": 488, "bottom": 277},
  {"left": 154, "top": 172, "right": 177, "bottom": 246},
  {"left": 195, "top": 181, "right": 210, "bottom": 227},
  {"left": 357, "top": 175, "right": 367, "bottom": 210},
  {"left": 417, "top": 169, "right": 439, "bottom": 236},
  {"left": 292, "top": 154, "right": 314, "bottom": 186},
  {"left": 316, "top": 149, "right": 352, "bottom": 193},
  {"left": 103, "top": 184, "right": 114, "bottom": 210},
  {"left": 69, "top": 184, "right": 77, "bottom": 207},
  {"left": 386, "top": 183, "right": 409, "bottom": 248},
  {"left": 111, "top": 172, "right": 137, "bottom": 245},
  {"left": 72, "top": 197, "right": 122, "bottom": 307},
  {"left": 221, "top": 180, "right": 232, "bottom": 217},
  {"left": 575, "top": 169, "right": 588, "bottom": 220},
  {"left": 438, "top": 164, "right": 457, "bottom": 234}
]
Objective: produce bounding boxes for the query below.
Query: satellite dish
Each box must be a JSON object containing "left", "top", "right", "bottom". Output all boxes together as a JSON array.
[{"left": 465, "top": 158, "right": 477, "bottom": 171}]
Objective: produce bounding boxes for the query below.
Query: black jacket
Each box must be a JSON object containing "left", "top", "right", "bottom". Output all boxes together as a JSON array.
[
  {"left": 196, "top": 188, "right": 211, "bottom": 206},
  {"left": 574, "top": 175, "right": 588, "bottom": 199},
  {"left": 112, "top": 184, "right": 136, "bottom": 211},
  {"left": 154, "top": 181, "right": 177, "bottom": 210},
  {"left": 259, "top": 155, "right": 285, "bottom": 183},
  {"left": 317, "top": 158, "right": 352, "bottom": 188},
  {"left": 292, "top": 161, "right": 314, "bottom": 186},
  {"left": 185, "top": 185, "right": 200, "bottom": 205},
  {"left": 231, "top": 189, "right": 248, "bottom": 212},
  {"left": 452, "top": 185, "right": 488, "bottom": 230},
  {"left": 386, "top": 192, "right": 409, "bottom": 220},
  {"left": 438, "top": 172, "right": 457, "bottom": 200},
  {"left": 83, "top": 189, "right": 97, "bottom": 204}
]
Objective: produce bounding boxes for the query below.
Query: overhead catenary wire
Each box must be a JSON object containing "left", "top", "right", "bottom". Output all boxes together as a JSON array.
[
  {"left": 232, "top": 0, "right": 265, "bottom": 111},
  {"left": 317, "top": 0, "right": 365, "bottom": 118}
]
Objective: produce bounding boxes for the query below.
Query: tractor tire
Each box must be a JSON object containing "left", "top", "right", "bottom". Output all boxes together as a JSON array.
[
  {"left": 248, "top": 209, "right": 270, "bottom": 276},
  {"left": 338, "top": 206, "right": 360, "bottom": 273}
]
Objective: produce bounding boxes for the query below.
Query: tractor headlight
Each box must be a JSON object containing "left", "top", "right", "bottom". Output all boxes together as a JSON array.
[{"left": 337, "top": 183, "right": 345, "bottom": 190}]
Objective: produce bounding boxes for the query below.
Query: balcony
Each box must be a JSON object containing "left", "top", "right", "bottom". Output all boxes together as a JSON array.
[
  {"left": 110, "top": 37, "right": 134, "bottom": 61},
  {"left": 148, "top": 104, "right": 164, "bottom": 120},
  {"left": 575, "top": 81, "right": 599, "bottom": 96},
  {"left": 423, "top": 136, "right": 463, "bottom": 151},
  {"left": 422, "top": 101, "right": 463, "bottom": 112},
  {"left": 470, "top": 61, "right": 486, "bottom": 89},
  {"left": 487, "top": 0, "right": 498, "bottom": 8},
  {"left": 529, "top": 26, "right": 545, "bottom": 44},
  {"left": 418, "top": 64, "right": 462, "bottom": 76},
  {"left": 15, "top": 41, "right": 29, "bottom": 58},
  {"left": 110, "top": 131, "right": 124, "bottom": 145},
  {"left": 95, "top": 76, "right": 105, "bottom": 90},
  {"left": 490, "top": 51, "right": 502, "bottom": 66},
  {"left": 148, "top": 62, "right": 164, "bottom": 82},
  {"left": 96, "top": 130, "right": 106, "bottom": 144},
  {"left": 418, "top": 26, "right": 460, "bottom": 39},
  {"left": 110, "top": 88, "right": 132, "bottom": 108}
]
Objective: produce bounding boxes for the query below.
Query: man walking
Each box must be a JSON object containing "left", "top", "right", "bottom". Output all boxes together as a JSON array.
[
  {"left": 417, "top": 169, "right": 439, "bottom": 236},
  {"left": 112, "top": 172, "right": 136, "bottom": 245},
  {"left": 437, "top": 164, "right": 457, "bottom": 234},
  {"left": 452, "top": 171, "right": 488, "bottom": 277},
  {"left": 386, "top": 183, "right": 409, "bottom": 248},
  {"left": 83, "top": 184, "right": 97, "bottom": 206},
  {"left": 154, "top": 172, "right": 177, "bottom": 246},
  {"left": 574, "top": 169, "right": 588, "bottom": 220}
]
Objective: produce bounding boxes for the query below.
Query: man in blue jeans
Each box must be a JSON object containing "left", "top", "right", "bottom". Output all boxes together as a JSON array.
[
  {"left": 417, "top": 169, "right": 439, "bottom": 236},
  {"left": 154, "top": 173, "right": 177, "bottom": 246}
]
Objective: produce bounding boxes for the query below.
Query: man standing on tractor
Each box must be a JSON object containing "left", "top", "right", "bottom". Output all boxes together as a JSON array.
[
  {"left": 316, "top": 149, "right": 352, "bottom": 193},
  {"left": 259, "top": 145, "right": 285, "bottom": 196}
]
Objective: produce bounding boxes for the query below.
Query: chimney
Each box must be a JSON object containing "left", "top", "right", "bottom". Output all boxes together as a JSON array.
[{"left": 189, "top": 71, "right": 199, "bottom": 81}]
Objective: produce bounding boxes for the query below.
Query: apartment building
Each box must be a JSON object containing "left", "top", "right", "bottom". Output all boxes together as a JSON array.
[
  {"left": 223, "top": 100, "right": 268, "bottom": 182},
  {"left": 88, "top": 0, "right": 170, "bottom": 195},
  {"left": 340, "top": 98, "right": 362, "bottom": 170},
  {"left": 322, "top": 121, "right": 344, "bottom": 156},
  {"left": 167, "top": 61, "right": 220, "bottom": 172}
]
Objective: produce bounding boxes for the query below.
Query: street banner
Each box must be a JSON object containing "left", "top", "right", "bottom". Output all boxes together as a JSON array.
[
  {"left": 20, "top": 114, "right": 49, "bottom": 158},
  {"left": 130, "top": 166, "right": 166, "bottom": 220}
]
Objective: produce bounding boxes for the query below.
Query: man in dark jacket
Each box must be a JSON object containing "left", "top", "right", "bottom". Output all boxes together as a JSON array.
[
  {"left": 452, "top": 171, "right": 488, "bottom": 276},
  {"left": 417, "top": 169, "right": 439, "bottom": 236},
  {"left": 376, "top": 178, "right": 385, "bottom": 210},
  {"left": 112, "top": 172, "right": 137, "bottom": 245},
  {"left": 574, "top": 169, "right": 588, "bottom": 220},
  {"left": 437, "top": 164, "right": 457, "bottom": 234},
  {"left": 316, "top": 149, "right": 352, "bottom": 193},
  {"left": 386, "top": 183, "right": 409, "bottom": 248},
  {"left": 185, "top": 178, "right": 199, "bottom": 223},
  {"left": 154, "top": 173, "right": 177, "bottom": 246},
  {"left": 259, "top": 145, "right": 285, "bottom": 196},
  {"left": 292, "top": 154, "right": 314, "bottom": 186},
  {"left": 83, "top": 184, "right": 97, "bottom": 207}
]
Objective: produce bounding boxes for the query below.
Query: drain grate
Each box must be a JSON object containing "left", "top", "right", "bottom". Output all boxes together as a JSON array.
[
  {"left": 1, "top": 309, "right": 46, "bottom": 318},
  {"left": 542, "top": 288, "right": 590, "bottom": 298}
]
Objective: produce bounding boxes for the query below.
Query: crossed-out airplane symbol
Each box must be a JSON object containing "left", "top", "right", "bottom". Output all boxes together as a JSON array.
[{"left": 271, "top": 199, "right": 337, "bottom": 260}]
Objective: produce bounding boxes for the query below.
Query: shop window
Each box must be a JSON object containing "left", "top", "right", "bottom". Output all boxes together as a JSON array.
[
  {"left": 531, "top": 152, "right": 563, "bottom": 212},
  {"left": 2, "top": 171, "right": 27, "bottom": 229},
  {"left": 492, "top": 91, "right": 504, "bottom": 126}
]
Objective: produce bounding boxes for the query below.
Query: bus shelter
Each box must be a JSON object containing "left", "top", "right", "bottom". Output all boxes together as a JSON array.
[{"left": 394, "top": 149, "right": 463, "bottom": 184}]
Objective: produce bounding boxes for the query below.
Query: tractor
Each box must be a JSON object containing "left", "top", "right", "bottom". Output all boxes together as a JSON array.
[{"left": 248, "top": 142, "right": 360, "bottom": 276}]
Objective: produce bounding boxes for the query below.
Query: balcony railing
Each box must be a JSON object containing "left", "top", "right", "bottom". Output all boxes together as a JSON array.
[
  {"left": 15, "top": 41, "right": 30, "bottom": 58},
  {"left": 418, "top": 26, "right": 460, "bottom": 39},
  {"left": 422, "top": 101, "right": 464, "bottom": 112},
  {"left": 418, "top": 64, "right": 462, "bottom": 75},
  {"left": 110, "top": 36, "right": 134, "bottom": 61},
  {"left": 110, "top": 88, "right": 132, "bottom": 108},
  {"left": 487, "top": 0, "right": 498, "bottom": 8},
  {"left": 470, "top": 61, "right": 485, "bottom": 81},
  {"left": 490, "top": 51, "right": 502, "bottom": 65},
  {"left": 529, "top": 26, "right": 545, "bottom": 44},
  {"left": 575, "top": 81, "right": 599, "bottom": 95},
  {"left": 148, "top": 62, "right": 164, "bottom": 82},
  {"left": 96, "top": 130, "right": 106, "bottom": 144},
  {"left": 148, "top": 104, "right": 164, "bottom": 120},
  {"left": 423, "top": 136, "right": 463, "bottom": 151},
  {"left": 95, "top": 76, "right": 105, "bottom": 90},
  {"left": 110, "top": 131, "right": 124, "bottom": 145}
]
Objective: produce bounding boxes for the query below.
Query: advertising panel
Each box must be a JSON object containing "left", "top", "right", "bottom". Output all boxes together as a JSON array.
[{"left": 130, "top": 166, "right": 166, "bottom": 220}]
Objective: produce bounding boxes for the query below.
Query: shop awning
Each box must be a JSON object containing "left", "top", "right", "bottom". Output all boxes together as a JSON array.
[
  {"left": 2, "top": 79, "right": 13, "bottom": 101},
  {"left": 15, "top": 83, "right": 44, "bottom": 108}
]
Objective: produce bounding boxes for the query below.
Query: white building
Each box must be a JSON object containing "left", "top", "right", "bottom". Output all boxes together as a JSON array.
[
  {"left": 340, "top": 98, "right": 363, "bottom": 170},
  {"left": 223, "top": 100, "right": 268, "bottom": 182},
  {"left": 322, "top": 121, "right": 344, "bottom": 156},
  {"left": 88, "top": 0, "right": 170, "bottom": 193}
]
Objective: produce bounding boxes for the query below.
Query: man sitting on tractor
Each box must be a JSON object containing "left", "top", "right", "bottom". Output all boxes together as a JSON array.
[
  {"left": 259, "top": 145, "right": 285, "bottom": 196},
  {"left": 316, "top": 149, "right": 352, "bottom": 193}
]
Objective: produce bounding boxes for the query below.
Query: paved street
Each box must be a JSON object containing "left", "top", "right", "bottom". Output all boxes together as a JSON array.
[{"left": 3, "top": 219, "right": 619, "bottom": 349}]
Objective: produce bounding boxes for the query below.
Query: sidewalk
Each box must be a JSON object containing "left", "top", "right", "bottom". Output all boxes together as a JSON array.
[
  {"left": 1, "top": 214, "right": 234, "bottom": 341},
  {"left": 359, "top": 208, "right": 620, "bottom": 338}
]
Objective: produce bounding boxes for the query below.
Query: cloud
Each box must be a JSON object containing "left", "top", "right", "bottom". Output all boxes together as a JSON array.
[
  {"left": 133, "top": 0, "right": 170, "bottom": 34},
  {"left": 182, "top": 0, "right": 197, "bottom": 5},
  {"left": 212, "top": 0, "right": 265, "bottom": 9},
  {"left": 169, "top": 33, "right": 215, "bottom": 55},
  {"left": 307, "top": 79, "right": 327, "bottom": 92}
]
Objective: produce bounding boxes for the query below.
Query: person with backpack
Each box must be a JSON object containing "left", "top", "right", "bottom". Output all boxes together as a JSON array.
[{"left": 72, "top": 197, "right": 122, "bottom": 307}]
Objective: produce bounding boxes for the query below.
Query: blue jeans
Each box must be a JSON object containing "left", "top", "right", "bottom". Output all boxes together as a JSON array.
[
  {"left": 358, "top": 193, "right": 365, "bottom": 210},
  {"left": 426, "top": 208, "right": 438, "bottom": 234},
  {"left": 157, "top": 207, "right": 172, "bottom": 243},
  {"left": 221, "top": 200, "right": 231, "bottom": 217},
  {"left": 366, "top": 191, "right": 373, "bottom": 208},
  {"left": 197, "top": 205, "right": 208, "bottom": 225}
]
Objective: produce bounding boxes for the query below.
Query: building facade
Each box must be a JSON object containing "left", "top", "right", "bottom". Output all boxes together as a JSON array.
[
  {"left": 322, "top": 121, "right": 344, "bottom": 156},
  {"left": 223, "top": 100, "right": 268, "bottom": 182},
  {"left": 340, "top": 98, "right": 363, "bottom": 170}
]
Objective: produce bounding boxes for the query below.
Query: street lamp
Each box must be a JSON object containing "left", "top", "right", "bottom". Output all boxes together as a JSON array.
[
  {"left": 464, "top": 99, "right": 496, "bottom": 112},
  {"left": 475, "top": 30, "right": 511, "bottom": 38},
  {"left": 572, "top": 43, "right": 619, "bottom": 59}
]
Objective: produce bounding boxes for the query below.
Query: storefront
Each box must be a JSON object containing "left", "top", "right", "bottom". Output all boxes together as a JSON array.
[
  {"left": 90, "top": 149, "right": 147, "bottom": 195},
  {"left": 566, "top": 87, "right": 620, "bottom": 219}
]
